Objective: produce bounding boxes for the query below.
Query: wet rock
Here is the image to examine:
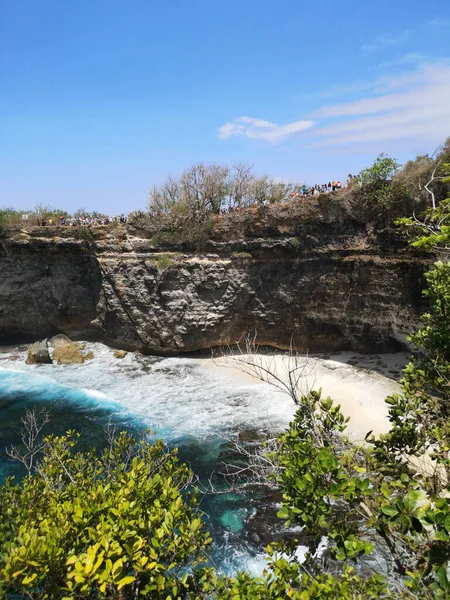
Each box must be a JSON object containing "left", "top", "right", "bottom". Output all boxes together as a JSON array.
[
  {"left": 49, "top": 333, "right": 73, "bottom": 347},
  {"left": 84, "top": 351, "right": 95, "bottom": 361},
  {"left": 245, "top": 487, "right": 317, "bottom": 548},
  {"left": 49, "top": 336, "right": 85, "bottom": 364},
  {"left": 26, "top": 339, "right": 52, "bottom": 364},
  {"left": 113, "top": 350, "right": 127, "bottom": 359},
  {"left": 237, "top": 429, "right": 263, "bottom": 444}
]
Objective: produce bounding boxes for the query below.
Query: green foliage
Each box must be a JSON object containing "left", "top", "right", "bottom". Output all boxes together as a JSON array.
[
  {"left": 356, "top": 153, "right": 401, "bottom": 208},
  {"left": 273, "top": 391, "right": 375, "bottom": 564},
  {"left": 231, "top": 251, "right": 252, "bottom": 260},
  {"left": 152, "top": 253, "right": 178, "bottom": 271},
  {"left": 357, "top": 154, "right": 401, "bottom": 188},
  {"left": 73, "top": 225, "right": 95, "bottom": 242},
  {"left": 0, "top": 431, "right": 212, "bottom": 599},
  {"left": 397, "top": 201, "right": 450, "bottom": 251},
  {"left": 375, "top": 262, "right": 450, "bottom": 465},
  {"left": 216, "top": 561, "right": 390, "bottom": 599},
  {"left": 0, "top": 205, "right": 70, "bottom": 232},
  {"left": 287, "top": 237, "right": 300, "bottom": 250},
  {"left": 395, "top": 144, "right": 450, "bottom": 250},
  {"left": 0, "top": 207, "right": 37, "bottom": 231}
]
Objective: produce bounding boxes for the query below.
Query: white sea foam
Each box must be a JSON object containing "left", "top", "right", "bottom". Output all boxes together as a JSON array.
[
  {"left": 0, "top": 342, "right": 404, "bottom": 440},
  {"left": 0, "top": 343, "right": 295, "bottom": 441}
]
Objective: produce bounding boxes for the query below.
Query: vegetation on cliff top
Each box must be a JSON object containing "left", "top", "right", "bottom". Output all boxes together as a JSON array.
[
  {"left": 2, "top": 139, "right": 450, "bottom": 250},
  {"left": 127, "top": 138, "right": 450, "bottom": 248}
]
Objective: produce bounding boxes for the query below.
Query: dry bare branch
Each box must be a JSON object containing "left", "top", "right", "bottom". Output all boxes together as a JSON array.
[{"left": 6, "top": 408, "right": 50, "bottom": 475}]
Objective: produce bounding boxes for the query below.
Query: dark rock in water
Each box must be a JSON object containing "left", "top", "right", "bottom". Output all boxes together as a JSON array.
[
  {"left": 245, "top": 487, "right": 317, "bottom": 548},
  {"left": 26, "top": 339, "right": 52, "bottom": 364},
  {"left": 237, "top": 429, "right": 263, "bottom": 444}
]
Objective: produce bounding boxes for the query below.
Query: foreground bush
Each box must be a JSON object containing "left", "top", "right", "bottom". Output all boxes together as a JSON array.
[{"left": 0, "top": 431, "right": 212, "bottom": 599}]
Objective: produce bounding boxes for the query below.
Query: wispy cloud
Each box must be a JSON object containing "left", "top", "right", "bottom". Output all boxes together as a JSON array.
[
  {"left": 218, "top": 116, "right": 314, "bottom": 143},
  {"left": 428, "top": 18, "right": 450, "bottom": 27},
  {"left": 316, "top": 60, "right": 444, "bottom": 99},
  {"left": 377, "top": 52, "right": 427, "bottom": 69},
  {"left": 361, "top": 28, "right": 414, "bottom": 54},
  {"left": 311, "top": 62, "right": 450, "bottom": 146}
]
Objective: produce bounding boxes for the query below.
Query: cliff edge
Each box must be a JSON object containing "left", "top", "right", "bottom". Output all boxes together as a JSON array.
[{"left": 0, "top": 198, "right": 432, "bottom": 354}]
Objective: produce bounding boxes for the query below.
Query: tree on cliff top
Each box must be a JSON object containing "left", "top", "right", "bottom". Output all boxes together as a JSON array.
[
  {"left": 396, "top": 140, "right": 450, "bottom": 253},
  {"left": 144, "top": 162, "right": 293, "bottom": 249},
  {"left": 147, "top": 163, "right": 293, "bottom": 218}
]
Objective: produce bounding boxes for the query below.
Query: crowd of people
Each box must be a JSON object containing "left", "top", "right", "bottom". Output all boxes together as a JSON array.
[
  {"left": 40, "top": 214, "right": 128, "bottom": 227},
  {"left": 290, "top": 176, "right": 357, "bottom": 199}
]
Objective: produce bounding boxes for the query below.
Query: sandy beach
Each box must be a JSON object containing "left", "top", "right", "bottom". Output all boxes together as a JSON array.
[{"left": 205, "top": 351, "right": 409, "bottom": 441}]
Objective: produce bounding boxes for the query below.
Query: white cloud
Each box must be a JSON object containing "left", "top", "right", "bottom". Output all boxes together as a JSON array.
[
  {"left": 218, "top": 62, "right": 450, "bottom": 150},
  {"left": 361, "top": 28, "right": 414, "bottom": 54},
  {"left": 311, "top": 62, "right": 450, "bottom": 147},
  {"left": 218, "top": 116, "right": 314, "bottom": 143}
]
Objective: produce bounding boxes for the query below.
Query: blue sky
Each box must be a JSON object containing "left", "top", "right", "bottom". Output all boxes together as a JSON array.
[{"left": 1, "top": 0, "right": 450, "bottom": 215}]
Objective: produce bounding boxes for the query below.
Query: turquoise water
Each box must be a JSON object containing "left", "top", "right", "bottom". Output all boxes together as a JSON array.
[{"left": 0, "top": 343, "right": 296, "bottom": 574}]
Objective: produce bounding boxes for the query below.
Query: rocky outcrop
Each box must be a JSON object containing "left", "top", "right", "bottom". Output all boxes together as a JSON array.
[
  {"left": 25, "top": 335, "right": 93, "bottom": 365},
  {"left": 49, "top": 334, "right": 86, "bottom": 364},
  {"left": 0, "top": 203, "right": 433, "bottom": 355}
]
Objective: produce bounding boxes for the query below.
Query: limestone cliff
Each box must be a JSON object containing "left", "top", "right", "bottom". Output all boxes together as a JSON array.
[{"left": 0, "top": 200, "right": 432, "bottom": 354}]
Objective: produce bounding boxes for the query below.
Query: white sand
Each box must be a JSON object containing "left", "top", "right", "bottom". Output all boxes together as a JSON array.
[{"left": 204, "top": 352, "right": 409, "bottom": 442}]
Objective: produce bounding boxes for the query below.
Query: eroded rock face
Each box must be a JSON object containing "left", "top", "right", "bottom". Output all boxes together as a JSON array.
[
  {"left": 0, "top": 214, "right": 432, "bottom": 355},
  {"left": 0, "top": 242, "right": 101, "bottom": 342},
  {"left": 94, "top": 251, "right": 426, "bottom": 354}
]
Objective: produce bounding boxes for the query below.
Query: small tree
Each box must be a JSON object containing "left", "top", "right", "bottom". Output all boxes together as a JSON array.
[
  {"left": 356, "top": 153, "right": 401, "bottom": 208},
  {"left": 357, "top": 153, "right": 401, "bottom": 187}
]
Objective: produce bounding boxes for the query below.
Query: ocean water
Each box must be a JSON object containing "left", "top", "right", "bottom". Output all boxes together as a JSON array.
[{"left": 0, "top": 343, "right": 297, "bottom": 574}]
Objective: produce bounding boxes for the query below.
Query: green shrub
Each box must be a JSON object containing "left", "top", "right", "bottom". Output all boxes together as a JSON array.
[
  {"left": 287, "top": 237, "right": 300, "bottom": 249},
  {"left": 231, "top": 251, "right": 252, "bottom": 260},
  {"left": 153, "top": 252, "right": 178, "bottom": 271},
  {"left": 0, "top": 431, "right": 212, "bottom": 599},
  {"left": 73, "top": 226, "right": 95, "bottom": 242}
]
